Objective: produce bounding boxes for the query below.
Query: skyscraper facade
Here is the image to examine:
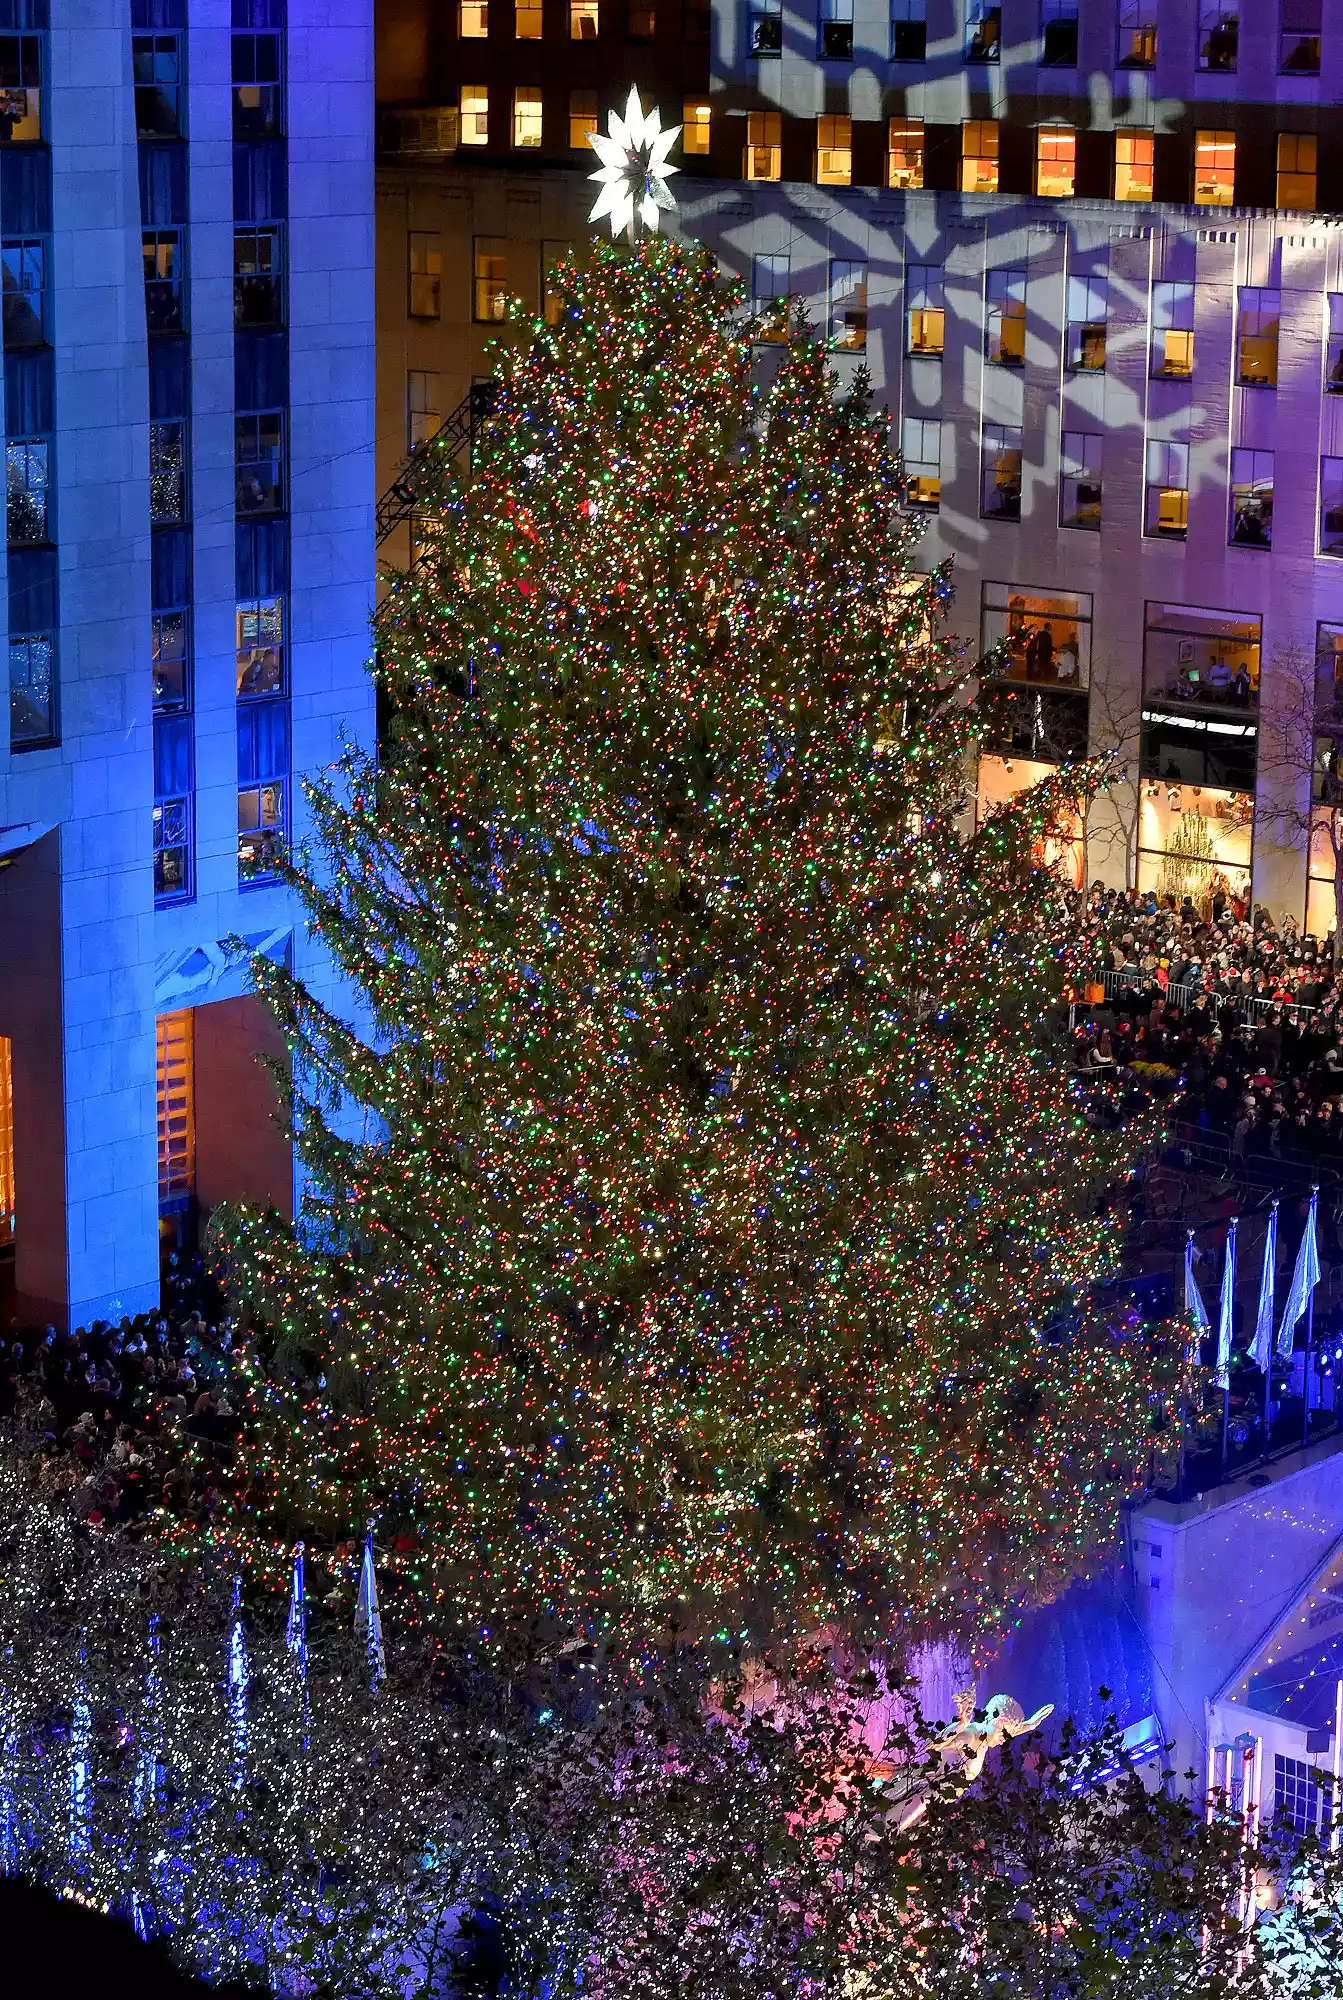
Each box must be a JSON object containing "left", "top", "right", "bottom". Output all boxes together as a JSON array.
[
  {"left": 0, "top": 0, "right": 375, "bottom": 1329},
  {"left": 375, "top": 0, "right": 1343, "bottom": 934}
]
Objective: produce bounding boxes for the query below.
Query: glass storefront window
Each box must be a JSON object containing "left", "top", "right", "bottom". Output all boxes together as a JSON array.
[
  {"left": 1143, "top": 602, "right": 1260, "bottom": 713},
  {"left": 981, "top": 581, "right": 1092, "bottom": 688},
  {"left": 1136, "top": 781, "right": 1252, "bottom": 913},
  {"left": 977, "top": 753, "right": 1084, "bottom": 888}
]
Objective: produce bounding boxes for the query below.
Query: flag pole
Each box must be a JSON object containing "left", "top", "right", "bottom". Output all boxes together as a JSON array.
[
  {"left": 1259, "top": 1201, "right": 1279, "bottom": 1462},
  {"left": 1218, "top": 1217, "right": 1238, "bottom": 1484},
  {"left": 1302, "top": 1185, "right": 1319, "bottom": 1452}
]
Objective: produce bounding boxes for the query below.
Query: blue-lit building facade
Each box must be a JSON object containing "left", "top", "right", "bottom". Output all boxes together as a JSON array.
[
  {"left": 0, "top": 0, "right": 374, "bottom": 1329},
  {"left": 376, "top": 0, "right": 1343, "bottom": 931}
]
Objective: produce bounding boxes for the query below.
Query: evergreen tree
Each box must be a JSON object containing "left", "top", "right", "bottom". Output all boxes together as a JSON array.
[{"left": 217, "top": 239, "right": 1169, "bottom": 1648}]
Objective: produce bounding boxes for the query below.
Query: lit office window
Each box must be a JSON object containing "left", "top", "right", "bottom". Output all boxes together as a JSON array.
[
  {"left": 236, "top": 597, "right": 285, "bottom": 699},
  {"left": 1152, "top": 281, "right": 1195, "bottom": 377},
  {"left": 1197, "top": 2, "right": 1237, "bottom": 69},
  {"left": 981, "top": 424, "right": 1022, "bottom": 520},
  {"left": 1229, "top": 449, "right": 1273, "bottom": 547},
  {"left": 460, "top": 84, "right": 489, "bottom": 145},
  {"left": 888, "top": 117, "right": 923, "bottom": 188},
  {"left": 1277, "top": 133, "right": 1317, "bottom": 210},
  {"left": 986, "top": 268, "right": 1026, "bottom": 366},
  {"left": 683, "top": 100, "right": 710, "bottom": 154},
  {"left": 1116, "top": 0, "right": 1156, "bottom": 66},
  {"left": 0, "top": 34, "right": 41, "bottom": 142},
  {"left": 1114, "top": 128, "right": 1154, "bottom": 201},
  {"left": 408, "top": 231, "right": 442, "bottom": 318},
  {"left": 569, "top": 90, "right": 598, "bottom": 150},
  {"left": 891, "top": 0, "right": 926, "bottom": 58},
  {"left": 237, "top": 704, "right": 288, "bottom": 882},
  {"left": 1194, "top": 130, "right": 1235, "bottom": 205},
  {"left": 744, "top": 109, "right": 781, "bottom": 180},
  {"left": 902, "top": 417, "right": 940, "bottom": 509},
  {"left": 1236, "top": 287, "right": 1280, "bottom": 386},
  {"left": 1066, "top": 275, "right": 1106, "bottom": 370},
  {"left": 1281, "top": 0, "right": 1321, "bottom": 72},
  {"left": 1321, "top": 458, "right": 1343, "bottom": 555},
  {"left": 748, "top": 0, "right": 782, "bottom": 53},
  {"left": 570, "top": 0, "right": 598, "bottom": 35},
  {"left": 819, "top": 0, "right": 853, "bottom": 59},
  {"left": 1036, "top": 125, "right": 1075, "bottom": 197},
  {"left": 406, "top": 369, "right": 442, "bottom": 449},
  {"left": 829, "top": 259, "right": 867, "bottom": 349},
  {"left": 1145, "top": 439, "right": 1189, "bottom": 539},
  {"left": 517, "top": 0, "right": 542, "bottom": 33},
  {"left": 965, "top": 0, "right": 1000, "bottom": 61},
  {"left": 460, "top": 0, "right": 488, "bottom": 32},
  {"left": 1060, "top": 431, "right": 1102, "bottom": 530},
  {"left": 1040, "top": 0, "right": 1077, "bottom": 66},
  {"left": 752, "top": 251, "right": 790, "bottom": 342},
  {"left": 473, "top": 239, "right": 508, "bottom": 323},
  {"left": 513, "top": 86, "right": 543, "bottom": 147},
  {"left": 962, "top": 119, "right": 999, "bottom": 193},
  {"left": 816, "top": 114, "right": 852, "bottom": 186},
  {"left": 906, "top": 265, "right": 944, "bottom": 354}
]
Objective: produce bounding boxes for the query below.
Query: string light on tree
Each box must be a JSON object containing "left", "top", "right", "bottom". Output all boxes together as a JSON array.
[
  {"left": 212, "top": 239, "right": 1177, "bottom": 1657},
  {"left": 587, "top": 86, "right": 679, "bottom": 241}
]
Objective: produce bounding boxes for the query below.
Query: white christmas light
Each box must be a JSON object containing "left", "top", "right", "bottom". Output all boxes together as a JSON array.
[{"left": 587, "top": 87, "right": 679, "bottom": 241}]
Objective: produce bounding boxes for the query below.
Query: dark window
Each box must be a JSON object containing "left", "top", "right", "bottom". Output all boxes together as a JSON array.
[
  {"left": 1274, "top": 1755, "right": 1320, "bottom": 1837},
  {"left": 819, "top": 0, "right": 852, "bottom": 59},
  {"left": 1, "top": 237, "right": 42, "bottom": 347},
  {"left": 891, "top": 0, "right": 925, "bottom": 58},
  {"left": 1229, "top": 448, "right": 1273, "bottom": 547},
  {"left": 6, "top": 437, "right": 46, "bottom": 545},
  {"left": 1040, "top": 0, "right": 1077, "bottom": 65},
  {"left": 143, "top": 229, "right": 185, "bottom": 332},
  {"left": 1116, "top": 0, "right": 1156, "bottom": 65},
  {"left": 8, "top": 536, "right": 55, "bottom": 745},
  {"left": 1280, "top": 0, "right": 1319, "bottom": 72},
  {"left": 1327, "top": 296, "right": 1343, "bottom": 394},
  {"left": 232, "top": 31, "right": 283, "bottom": 138},
  {"left": 1198, "top": 2, "right": 1237, "bottom": 70},
  {"left": 8, "top": 628, "right": 53, "bottom": 746},
  {"left": 138, "top": 143, "right": 188, "bottom": 226},
  {"left": 154, "top": 708, "right": 195, "bottom": 902},
  {"left": 966, "top": 1, "right": 1000, "bottom": 60},
  {"left": 235, "top": 329, "right": 288, "bottom": 409},
  {"left": 236, "top": 411, "right": 284, "bottom": 515},
  {"left": 1, "top": 150, "right": 50, "bottom": 234},
  {"left": 153, "top": 607, "right": 189, "bottom": 711},
  {"left": 150, "top": 420, "right": 186, "bottom": 525},
  {"left": 233, "top": 141, "right": 287, "bottom": 221},
  {"left": 132, "top": 33, "right": 182, "bottom": 137},
  {"left": 748, "top": 0, "right": 782, "bottom": 55},
  {"left": 235, "top": 225, "right": 284, "bottom": 327}
]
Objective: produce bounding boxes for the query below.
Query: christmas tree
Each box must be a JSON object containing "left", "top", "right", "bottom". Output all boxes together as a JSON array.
[{"left": 216, "top": 239, "right": 1167, "bottom": 1650}]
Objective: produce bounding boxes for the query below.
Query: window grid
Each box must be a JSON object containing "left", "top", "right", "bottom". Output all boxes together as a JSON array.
[
  {"left": 981, "top": 423, "right": 1022, "bottom": 520},
  {"left": 1198, "top": 2, "right": 1238, "bottom": 71},
  {"left": 891, "top": 0, "right": 926, "bottom": 59},
  {"left": 888, "top": 116, "right": 923, "bottom": 188},
  {"left": 1237, "top": 287, "right": 1279, "bottom": 388},
  {"left": 1194, "top": 129, "right": 1235, "bottom": 206},
  {"left": 1229, "top": 448, "right": 1273, "bottom": 548},
  {"left": 962, "top": 119, "right": 999, "bottom": 194},
  {"left": 1060, "top": 431, "right": 1102, "bottom": 530},
  {"left": 906, "top": 265, "right": 944, "bottom": 356},
  {"left": 966, "top": 0, "right": 1000, "bottom": 62},
  {"left": 1036, "top": 124, "right": 1075, "bottom": 198},
  {"left": 1115, "top": 128, "right": 1154, "bottom": 201},
  {"left": 816, "top": 114, "right": 851, "bottom": 187},
  {"left": 1278, "top": 132, "right": 1317, "bottom": 211},
  {"left": 1117, "top": 0, "right": 1156, "bottom": 67},
  {"left": 1146, "top": 439, "right": 1190, "bottom": 539},
  {"left": 745, "top": 109, "right": 781, "bottom": 180}
]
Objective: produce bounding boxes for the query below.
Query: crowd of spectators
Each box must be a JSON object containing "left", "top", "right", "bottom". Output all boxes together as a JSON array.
[
  {"left": 1074, "top": 882, "right": 1343, "bottom": 1172},
  {"left": 0, "top": 1254, "right": 244, "bottom": 1530}
]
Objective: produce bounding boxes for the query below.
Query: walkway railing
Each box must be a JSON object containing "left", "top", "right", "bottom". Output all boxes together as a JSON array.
[{"left": 1093, "top": 966, "right": 1322, "bottom": 1032}]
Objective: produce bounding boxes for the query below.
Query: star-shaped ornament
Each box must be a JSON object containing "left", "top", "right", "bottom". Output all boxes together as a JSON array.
[{"left": 587, "top": 87, "right": 680, "bottom": 241}]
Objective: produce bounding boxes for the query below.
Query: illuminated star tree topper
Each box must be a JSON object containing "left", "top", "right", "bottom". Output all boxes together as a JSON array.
[{"left": 587, "top": 86, "right": 679, "bottom": 241}]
